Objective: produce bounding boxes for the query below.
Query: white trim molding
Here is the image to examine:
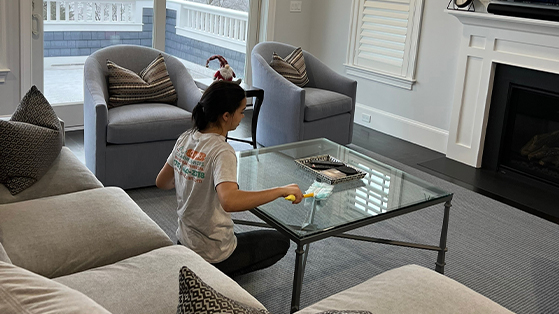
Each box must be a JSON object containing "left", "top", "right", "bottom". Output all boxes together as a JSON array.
[
  {"left": 345, "top": 63, "right": 415, "bottom": 90},
  {"left": 346, "top": 0, "right": 424, "bottom": 90},
  {"left": 20, "top": 0, "right": 33, "bottom": 96},
  {"left": 354, "top": 103, "right": 449, "bottom": 153},
  {"left": 0, "top": 0, "right": 10, "bottom": 83},
  {"left": 446, "top": 10, "right": 559, "bottom": 167}
]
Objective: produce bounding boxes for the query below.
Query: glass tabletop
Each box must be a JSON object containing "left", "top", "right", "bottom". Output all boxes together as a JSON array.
[{"left": 236, "top": 138, "right": 452, "bottom": 240}]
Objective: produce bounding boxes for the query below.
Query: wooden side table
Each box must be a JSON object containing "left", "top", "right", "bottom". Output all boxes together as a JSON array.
[{"left": 194, "top": 78, "right": 264, "bottom": 149}]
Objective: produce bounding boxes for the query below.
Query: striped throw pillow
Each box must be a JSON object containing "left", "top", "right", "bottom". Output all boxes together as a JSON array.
[
  {"left": 270, "top": 47, "right": 309, "bottom": 87},
  {"left": 107, "top": 54, "right": 178, "bottom": 108}
]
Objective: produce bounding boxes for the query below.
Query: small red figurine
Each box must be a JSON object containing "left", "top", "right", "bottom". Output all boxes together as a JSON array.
[{"left": 206, "top": 55, "right": 238, "bottom": 82}]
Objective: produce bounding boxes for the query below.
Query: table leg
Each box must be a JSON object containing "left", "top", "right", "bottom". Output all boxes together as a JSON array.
[
  {"left": 250, "top": 91, "right": 263, "bottom": 149},
  {"left": 435, "top": 199, "right": 452, "bottom": 274},
  {"left": 290, "top": 243, "right": 306, "bottom": 313}
]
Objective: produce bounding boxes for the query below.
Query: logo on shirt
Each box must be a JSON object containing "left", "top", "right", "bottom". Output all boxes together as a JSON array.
[{"left": 174, "top": 147, "right": 206, "bottom": 183}]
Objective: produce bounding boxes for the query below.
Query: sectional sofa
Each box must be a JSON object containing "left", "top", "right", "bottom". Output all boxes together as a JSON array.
[{"left": 0, "top": 139, "right": 514, "bottom": 313}]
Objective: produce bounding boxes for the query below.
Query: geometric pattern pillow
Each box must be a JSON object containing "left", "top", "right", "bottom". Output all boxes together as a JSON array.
[
  {"left": 176, "top": 266, "right": 270, "bottom": 314},
  {"left": 270, "top": 47, "right": 309, "bottom": 87},
  {"left": 316, "top": 311, "right": 373, "bottom": 314},
  {"left": 0, "top": 86, "right": 62, "bottom": 195},
  {"left": 107, "top": 53, "right": 178, "bottom": 108}
]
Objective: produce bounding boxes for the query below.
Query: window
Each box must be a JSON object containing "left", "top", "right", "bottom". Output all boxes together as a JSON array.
[
  {"left": 346, "top": 0, "right": 424, "bottom": 90},
  {"left": 0, "top": 0, "right": 9, "bottom": 83}
]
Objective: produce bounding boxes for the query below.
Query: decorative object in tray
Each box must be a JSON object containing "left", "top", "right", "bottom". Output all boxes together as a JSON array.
[{"left": 295, "top": 155, "right": 367, "bottom": 184}]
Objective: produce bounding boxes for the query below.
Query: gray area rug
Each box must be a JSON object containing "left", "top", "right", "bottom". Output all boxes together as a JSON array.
[{"left": 126, "top": 143, "right": 559, "bottom": 314}]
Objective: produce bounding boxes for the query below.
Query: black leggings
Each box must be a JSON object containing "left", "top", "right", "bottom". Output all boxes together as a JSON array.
[{"left": 179, "top": 230, "right": 290, "bottom": 277}]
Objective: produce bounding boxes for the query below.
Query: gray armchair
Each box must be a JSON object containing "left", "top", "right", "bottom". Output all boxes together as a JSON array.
[
  {"left": 84, "top": 45, "right": 201, "bottom": 189},
  {"left": 251, "top": 42, "right": 357, "bottom": 147}
]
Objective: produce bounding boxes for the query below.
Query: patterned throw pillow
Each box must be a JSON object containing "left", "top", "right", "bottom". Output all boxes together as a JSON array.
[
  {"left": 107, "top": 54, "right": 178, "bottom": 108},
  {"left": 176, "top": 266, "right": 270, "bottom": 314},
  {"left": 0, "top": 86, "right": 63, "bottom": 195},
  {"left": 316, "top": 311, "right": 372, "bottom": 314},
  {"left": 270, "top": 47, "right": 309, "bottom": 87}
]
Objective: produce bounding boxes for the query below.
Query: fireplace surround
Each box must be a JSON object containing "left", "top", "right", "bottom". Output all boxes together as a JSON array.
[
  {"left": 446, "top": 10, "right": 559, "bottom": 168},
  {"left": 427, "top": 9, "right": 559, "bottom": 222}
]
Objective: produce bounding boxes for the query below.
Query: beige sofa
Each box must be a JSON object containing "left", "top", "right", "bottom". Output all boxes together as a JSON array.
[{"left": 0, "top": 146, "right": 514, "bottom": 314}]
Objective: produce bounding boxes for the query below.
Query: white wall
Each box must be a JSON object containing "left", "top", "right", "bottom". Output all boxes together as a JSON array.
[
  {"left": 272, "top": 0, "right": 466, "bottom": 153},
  {"left": 0, "top": 1, "right": 21, "bottom": 117},
  {"left": 270, "top": 0, "right": 313, "bottom": 47}
]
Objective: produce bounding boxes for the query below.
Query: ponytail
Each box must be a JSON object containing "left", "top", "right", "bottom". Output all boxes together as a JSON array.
[{"left": 191, "top": 81, "right": 245, "bottom": 132}]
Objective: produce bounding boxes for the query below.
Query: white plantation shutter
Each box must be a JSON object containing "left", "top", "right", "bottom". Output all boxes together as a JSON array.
[{"left": 347, "top": 0, "right": 423, "bottom": 89}]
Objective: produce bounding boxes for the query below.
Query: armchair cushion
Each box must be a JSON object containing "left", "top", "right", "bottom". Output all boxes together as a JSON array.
[
  {"left": 107, "top": 54, "right": 177, "bottom": 108},
  {"left": 304, "top": 88, "right": 353, "bottom": 122},
  {"left": 270, "top": 47, "right": 309, "bottom": 87},
  {"left": 107, "top": 103, "right": 192, "bottom": 144},
  {"left": 0, "top": 86, "right": 63, "bottom": 195}
]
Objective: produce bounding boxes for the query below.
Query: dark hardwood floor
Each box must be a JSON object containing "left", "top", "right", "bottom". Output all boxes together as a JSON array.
[{"left": 66, "top": 112, "right": 559, "bottom": 224}]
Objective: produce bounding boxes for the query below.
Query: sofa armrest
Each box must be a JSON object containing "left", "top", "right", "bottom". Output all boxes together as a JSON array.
[
  {"left": 295, "top": 264, "right": 514, "bottom": 314},
  {"left": 0, "top": 187, "right": 172, "bottom": 278},
  {"left": 0, "top": 147, "right": 103, "bottom": 204}
]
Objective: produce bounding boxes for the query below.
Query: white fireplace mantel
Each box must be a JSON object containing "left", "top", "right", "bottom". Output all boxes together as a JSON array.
[{"left": 446, "top": 10, "right": 559, "bottom": 167}]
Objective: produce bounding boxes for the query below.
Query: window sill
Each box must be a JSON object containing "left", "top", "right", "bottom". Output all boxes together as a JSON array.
[{"left": 344, "top": 64, "right": 416, "bottom": 90}]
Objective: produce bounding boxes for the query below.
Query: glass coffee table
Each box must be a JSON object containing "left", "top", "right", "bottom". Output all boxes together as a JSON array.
[{"left": 235, "top": 138, "right": 453, "bottom": 313}]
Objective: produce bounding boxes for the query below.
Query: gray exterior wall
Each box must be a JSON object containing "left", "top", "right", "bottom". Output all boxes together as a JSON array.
[
  {"left": 43, "top": 8, "right": 245, "bottom": 78},
  {"left": 164, "top": 9, "right": 246, "bottom": 79}
]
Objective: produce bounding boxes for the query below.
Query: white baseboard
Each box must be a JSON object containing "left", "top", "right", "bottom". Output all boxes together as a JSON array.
[{"left": 354, "top": 103, "right": 449, "bottom": 154}]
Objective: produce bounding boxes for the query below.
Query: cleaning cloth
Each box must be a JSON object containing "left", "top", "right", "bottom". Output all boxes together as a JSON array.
[{"left": 305, "top": 181, "right": 334, "bottom": 200}]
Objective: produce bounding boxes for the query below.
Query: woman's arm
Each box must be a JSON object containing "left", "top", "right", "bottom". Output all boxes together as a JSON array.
[
  {"left": 216, "top": 182, "right": 304, "bottom": 212},
  {"left": 156, "top": 163, "right": 175, "bottom": 190}
]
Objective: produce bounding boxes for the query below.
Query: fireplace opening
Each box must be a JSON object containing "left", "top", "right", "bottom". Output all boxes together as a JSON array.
[
  {"left": 501, "top": 86, "right": 559, "bottom": 186},
  {"left": 483, "top": 64, "right": 559, "bottom": 187}
]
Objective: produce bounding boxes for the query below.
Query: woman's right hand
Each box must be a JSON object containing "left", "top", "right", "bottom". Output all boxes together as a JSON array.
[{"left": 282, "top": 184, "right": 304, "bottom": 204}]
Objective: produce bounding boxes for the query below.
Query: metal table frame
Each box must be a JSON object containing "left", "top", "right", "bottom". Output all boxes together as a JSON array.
[{"left": 234, "top": 195, "right": 453, "bottom": 313}]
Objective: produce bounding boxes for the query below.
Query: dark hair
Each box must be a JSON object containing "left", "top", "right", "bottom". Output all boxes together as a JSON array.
[{"left": 191, "top": 81, "right": 246, "bottom": 132}]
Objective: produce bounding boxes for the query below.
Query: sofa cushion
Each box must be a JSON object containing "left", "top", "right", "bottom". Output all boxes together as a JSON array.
[
  {"left": 0, "top": 86, "right": 63, "bottom": 195},
  {"left": 0, "top": 243, "right": 11, "bottom": 264},
  {"left": 270, "top": 47, "right": 309, "bottom": 87},
  {"left": 107, "top": 103, "right": 192, "bottom": 144},
  {"left": 54, "top": 245, "right": 266, "bottom": 314},
  {"left": 0, "top": 261, "right": 111, "bottom": 314},
  {"left": 177, "top": 266, "right": 269, "bottom": 314},
  {"left": 294, "top": 264, "right": 514, "bottom": 314},
  {"left": 303, "top": 88, "right": 353, "bottom": 122},
  {"left": 0, "top": 147, "right": 103, "bottom": 204},
  {"left": 107, "top": 54, "right": 178, "bottom": 108},
  {"left": 0, "top": 187, "right": 173, "bottom": 278}
]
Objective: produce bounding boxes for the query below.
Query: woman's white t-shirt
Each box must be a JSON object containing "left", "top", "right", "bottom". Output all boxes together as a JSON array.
[{"left": 167, "top": 131, "right": 238, "bottom": 263}]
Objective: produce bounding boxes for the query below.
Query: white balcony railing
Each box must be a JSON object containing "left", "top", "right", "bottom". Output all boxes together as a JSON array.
[
  {"left": 171, "top": 1, "right": 248, "bottom": 53},
  {"left": 43, "top": 0, "right": 248, "bottom": 52},
  {"left": 43, "top": 0, "right": 149, "bottom": 31}
]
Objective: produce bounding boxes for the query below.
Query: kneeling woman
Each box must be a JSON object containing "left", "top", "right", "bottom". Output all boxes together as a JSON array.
[{"left": 156, "top": 81, "right": 303, "bottom": 276}]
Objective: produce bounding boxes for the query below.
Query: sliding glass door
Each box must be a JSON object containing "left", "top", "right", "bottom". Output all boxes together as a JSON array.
[{"left": 32, "top": 0, "right": 259, "bottom": 128}]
